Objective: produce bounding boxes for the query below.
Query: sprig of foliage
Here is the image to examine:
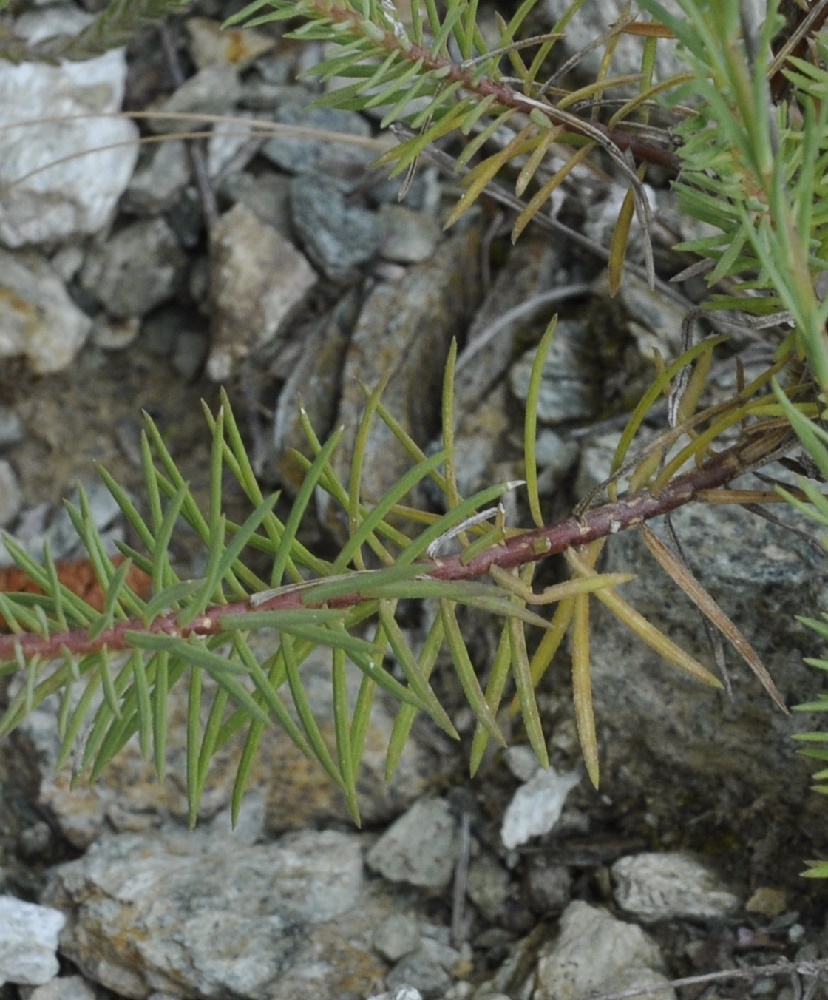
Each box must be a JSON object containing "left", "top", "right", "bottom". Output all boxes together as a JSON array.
[
  {"left": 638, "top": 0, "right": 828, "bottom": 392},
  {"left": 0, "top": 335, "right": 798, "bottom": 821},
  {"left": 3, "top": 0, "right": 828, "bottom": 859}
]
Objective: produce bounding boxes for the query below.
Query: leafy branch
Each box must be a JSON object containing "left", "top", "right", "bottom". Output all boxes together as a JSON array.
[
  {"left": 0, "top": 330, "right": 803, "bottom": 824},
  {"left": 3, "top": 0, "right": 828, "bottom": 864}
]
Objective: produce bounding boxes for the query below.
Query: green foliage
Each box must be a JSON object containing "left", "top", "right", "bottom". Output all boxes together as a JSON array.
[
  {"left": 773, "top": 386, "right": 828, "bottom": 877},
  {"left": 639, "top": 0, "right": 828, "bottom": 391},
  {"left": 4, "top": 0, "right": 828, "bottom": 861}
]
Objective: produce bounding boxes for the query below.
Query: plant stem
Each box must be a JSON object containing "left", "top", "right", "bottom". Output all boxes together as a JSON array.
[{"left": 0, "top": 427, "right": 794, "bottom": 663}]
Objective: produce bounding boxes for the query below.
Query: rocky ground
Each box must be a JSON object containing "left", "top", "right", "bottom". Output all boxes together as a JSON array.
[{"left": 1, "top": 0, "right": 828, "bottom": 998}]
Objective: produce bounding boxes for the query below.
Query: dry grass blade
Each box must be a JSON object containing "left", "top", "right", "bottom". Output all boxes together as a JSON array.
[{"left": 640, "top": 526, "right": 788, "bottom": 712}]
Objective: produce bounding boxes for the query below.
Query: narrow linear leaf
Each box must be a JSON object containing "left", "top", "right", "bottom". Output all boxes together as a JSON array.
[
  {"left": 386, "top": 613, "right": 445, "bottom": 780},
  {"left": 272, "top": 429, "right": 342, "bottom": 588},
  {"left": 282, "top": 634, "right": 346, "bottom": 791},
  {"left": 378, "top": 601, "right": 457, "bottom": 737},
  {"left": 440, "top": 599, "right": 504, "bottom": 746},
  {"left": 640, "top": 526, "right": 787, "bottom": 711},
  {"left": 508, "top": 610, "right": 548, "bottom": 767},
  {"left": 332, "top": 647, "right": 360, "bottom": 825},
  {"left": 572, "top": 588, "right": 599, "bottom": 787},
  {"left": 525, "top": 317, "right": 557, "bottom": 528}
]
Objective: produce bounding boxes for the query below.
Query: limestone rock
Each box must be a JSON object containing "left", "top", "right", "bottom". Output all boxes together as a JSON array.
[
  {"left": 612, "top": 853, "right": 740, "bottom": 922},
  {"left": 0, "top": 896, "right": 64, "bottom": 987},
  {"left": 0, "top": 9, "right": 138, "bottom": 247}
]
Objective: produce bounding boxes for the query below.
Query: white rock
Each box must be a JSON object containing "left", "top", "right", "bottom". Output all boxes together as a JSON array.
[
  {"left": 0, "top": 9, "right": 138, "bottom": 247},
  {"left": 501, "top": 766, "right": 580, "bottom": 849},
  {"left": 0, "top": 248, "right": 92, "bottom": 372},
  {"left": 535, "top": 901, "right": 674, "bottom": 1000},
  {"left": 612, "top": 853, "right": 741, "bottom": 922},
  {"left": 503, "top": 745, "right": 543, "bottom": 782},
  {"left": 18, "top": 975, "right": 99, "bottom": 999},
  {"left": 0, "top": 895, "right": 65, "bottom": 987}
]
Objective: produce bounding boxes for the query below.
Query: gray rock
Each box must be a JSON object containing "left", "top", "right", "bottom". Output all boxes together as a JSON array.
[
  {"left": 207, "top": 114, "right": 257, "bottom": 178},
  {"left": 271, "top": 290, "right": 359, "bottom": 492},
  {"left": 575, "top": 432, "right": 828, "bottom": 879},
  {"left": 373, "top": 913, "right": 421, "bottom": 962},
  {"left": 0, "top": 249, "right": 91, "bottom": 373},
  {"left": 369, "top": 989, "right": 423, "bottom": 1000},
  {"left": 367, "top": 798, "right": 458, "bottom": 889},
  {"left": 534, "top": 901, "right": 674, "bottom": 1000},
  {"left": 0, "top": 460, "right": 23, "bottom": 528},
  {"left": 591, "top": 270, "right": 688, "bottom": 363},
  {"left": 504, "top": 746, "right": 544, "bottom": 783},
  {"left": 79, "top": 219, "right": 186, "bottom": 319},
  {"left": 147, "top": 64, "right": 242, "bottom": 134},
  {"left": 523, "top": 858, "right": 572, "bottom": 914},
  {"left": 0, "top": 407, "right": 23, "bottom": 448},
  {"left": 291, "top": 175, "right": 380, "bottom": 283},
  {"left": 386, "top": 942, "right": 454, "bottom": 999},
  {"left": 206, "top": 203, "right": 317, "bottom": 380},
  {"left": 262, "top": 99, "right": 375, "bottom": 183},
  {"left": 43, "top": 828, "right": 375, "bottom": 999},
  {"left": 449, "top": 382, "right": 514, "bottom": 500},
  {"left": 612, "top": 853, "right": 741, "bottom": 922},
  {"left": 320, "top": 226, "right": 480, "bottom": 539},
  {"left": 0, "top": 10, "right": 138, "bottom": 247},
  {"left": 471, "top": 931, "right": 539, "bottom": 1000},
  {"left": 535, "top": 429, "right": 580, "bottom": 494},
  {"left": 89, "top": 315, "right": 141, "bottom": 350},
  {"left": 170, "top": 330, "right": 209, "bottom": 381},
  {"left": 166, "top": 185, "right": 203, "bottom": 248},
  {"left": 0, "top": 896, "right": 64, "bottom": 987},
  {"left": 50, "top": 245, "right": 85, "bottom": 283},
  {"left": 378, "top": 205, "right": 441, "bottom": 263},
  {"left": 218, "top": 171, "right": 292, "bottom": 234},
  {"left": 455, "top": 238, "right": 567, "bottom": 414},
  {"left": 123, "top": 141, "right": 191, "bottom": 216},
  {"left": 466, "top": 851, "right": 511, "bottom": 924},
  {"left": 509, "top": 319, "right": 601, "bottom": 424}
]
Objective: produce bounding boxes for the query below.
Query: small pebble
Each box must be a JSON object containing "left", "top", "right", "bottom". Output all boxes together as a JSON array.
[{"left": 0, "top": 460, "right": 23, "bottom": 527}]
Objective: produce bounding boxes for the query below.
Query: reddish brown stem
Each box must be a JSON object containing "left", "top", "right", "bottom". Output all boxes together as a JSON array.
[{"left": 0, "top": 432, "right": 787, "bottom": 664}]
